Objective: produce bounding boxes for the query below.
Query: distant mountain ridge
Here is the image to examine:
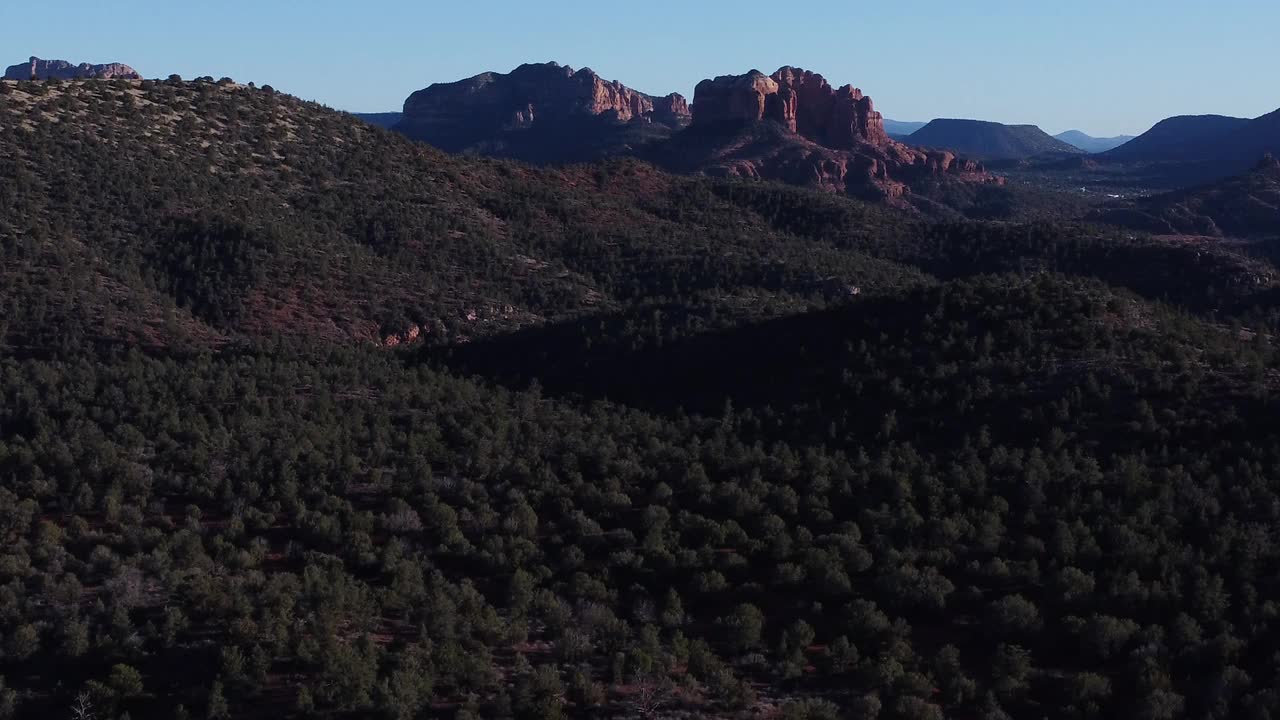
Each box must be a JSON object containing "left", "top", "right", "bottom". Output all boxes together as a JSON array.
[
  {"left": 907, "top": 119, "right": 1084, "bottom": 160},
  {"left": 352, "top": 112, "right": 402, "bottom": 129},
  {"left": 1217, "top": 108, "right": 1280, "bottom": 174},
  {"left": 1101, "top": 114, "right": 1252, "bottom": 162},
  {"left": 4, "top": 55, "right": 140, "bottom": 80},
  {"left": 1094, "top": 109, "right": 1280, "bottom": 185},
  {"left": 884, "top": 119, "right": 928, "bottom": 137},
  {"left": 1055, "top": 130, "right": 1135, "bottom": 153}
]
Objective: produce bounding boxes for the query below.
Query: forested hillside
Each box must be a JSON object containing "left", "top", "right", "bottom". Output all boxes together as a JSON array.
[
  {"left": 3, "top": 77, "right": 1280, "bottom": 720},
  {"left": 0, "top": 76, "right": 930, "bottom": 350},
  {"left": 1092, "top": 157, "right": 1280, "bottom": 238}
]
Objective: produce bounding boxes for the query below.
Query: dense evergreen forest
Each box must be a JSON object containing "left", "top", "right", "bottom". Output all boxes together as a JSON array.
[{"left": 3, "top": 77, "right": 1280, "bottom": 720}]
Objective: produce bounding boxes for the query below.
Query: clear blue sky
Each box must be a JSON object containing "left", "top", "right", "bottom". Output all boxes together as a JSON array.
[{"left": 3, "top": 0, "right": 1276, "bottom": 137}]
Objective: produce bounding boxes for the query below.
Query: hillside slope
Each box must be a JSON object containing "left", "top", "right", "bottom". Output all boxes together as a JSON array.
[
  {"left": 1095, "top": 109, "right": 1280, "bottom": 184},
  {"left": 1101, "top": 114, "right": 1252, "bottom": 163},
  {"left": 0, "top": 76, "right": 943, "bottom": 351},
  {"left": 1093, "top": 154, "right": 1280, "bottom": 238},
  {"left": 5, "top": 75, "right": 1280, "bottom": 720},
  {"left": 1218, "top": 107, "right": 1280, "bottom": 173},
  {"left": 3, "top": 76, "right": 1271, "bottom": 357}
]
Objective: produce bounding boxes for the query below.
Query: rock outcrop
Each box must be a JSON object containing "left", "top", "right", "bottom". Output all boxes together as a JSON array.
[
  {"left": 393, "top": 61, "right": 996, "bottom": 208},
  {"left": 660, "top": 66, "right": 995, "bottom": 204},
  {"left": 693, "top": 67, "right": 888, "bottom": 148},
  {"left": 5, "top": 56, "right": 140, "bottom": 81},
  {"left": 396, "top": 62, "right": 690, "bottom": 164}
]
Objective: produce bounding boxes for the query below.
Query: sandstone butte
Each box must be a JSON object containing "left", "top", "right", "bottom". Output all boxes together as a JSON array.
[
  {"left": 684, "top": 66, "right": 995, "bottom": 201},
  {"left": 693, "top": 67, "right": 889, "bottom": 148},
  {"left": 4, "top": 56, "right": 141, "bottom": 81},
  {"left": 401, "top": 62, "right": 690, "bottom": 136}
]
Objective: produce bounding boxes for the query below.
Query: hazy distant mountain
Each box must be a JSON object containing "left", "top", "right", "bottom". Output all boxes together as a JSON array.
[
  {"left": 1055, "top": 130, "right": 1135, "bottom": 154},
  {"left": 352, "top": 112, "right": 402, "bottom": 129},
  {"left": 1095, "top": 110, "right": 1280, "bottom": 184},
  {"left": 1215, "top": 108, "right": 1280, "bottom": 174},
  {"left": 907, "top": 119, "right": 1084, "bottom": 160},
  {"left": 884, "top": 119, "right": 927, "bottom": 138},
  {"left": 1101, "top": 114, "right": 1252, "bottom": 163}
]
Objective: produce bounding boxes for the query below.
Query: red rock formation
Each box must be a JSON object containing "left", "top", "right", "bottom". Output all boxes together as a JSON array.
[
  {"left": 693, "top": 67, "right": 888, "bottom": 149},
  {"left": 691, "top": 71, "right": 781, "bottom": 127},
  {"left": 398, "top": 62, "right": 691, "bottom": 163},
  {"left": 401, "top": 62, "right": 689, "bottom": 139},
  {"left": 4, "top": 56, "right": 140, "bottom": 81},
  {"left": 577, "top": 66, "right": 666, "bottom": 121},
  {"left": 680, "top": 66, "right": 996, "bottom": 204},
  {"left": 651, "top": 93, "right": 691, "bottom": 126}
]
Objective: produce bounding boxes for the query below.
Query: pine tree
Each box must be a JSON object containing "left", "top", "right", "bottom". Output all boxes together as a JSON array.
[{"left": 206, "top": 679, "right": 229, "bottom": 720}]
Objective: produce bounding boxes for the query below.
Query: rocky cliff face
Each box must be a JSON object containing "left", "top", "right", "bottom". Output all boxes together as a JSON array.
[
  {"left": 5, "top": 56, "right": 140, "bottom": 81},
  {"left": 396, "top": 62, "right": 690, "bottom": 163},
  {"left": 668, "top": 66, "right": 993, "bottom": 204},
  {"left": 392, "top": 61, "right": 995, "bottom": 208},
  {"left": 693, "top": 67, "right": 888, "bottom": 148}
]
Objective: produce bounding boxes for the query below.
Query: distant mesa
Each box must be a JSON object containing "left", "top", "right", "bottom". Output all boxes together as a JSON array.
[
  {"left": 352, "top": 112, "right": 402, "bottom": 129},
  {"left": 691, "top": 66, "right": 890, "bottom": 148},
  {"left": 905, "top": 119, "right": 1084, "bottom": 161},
  {"left": 1054, "top": 130, "right": 1135, "bottom": 154},
  {"left": 4, "top": 56, "right": 140, "bottom": 81},
  {"left": 395, "top": 62, "right": 691, "bottom": 164}
]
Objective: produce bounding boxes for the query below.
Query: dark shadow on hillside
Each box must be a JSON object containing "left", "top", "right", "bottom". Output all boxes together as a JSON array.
[{"left": 436, "top": 275, "right": 1277, "bottom": 456}]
